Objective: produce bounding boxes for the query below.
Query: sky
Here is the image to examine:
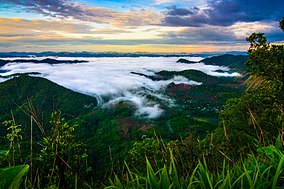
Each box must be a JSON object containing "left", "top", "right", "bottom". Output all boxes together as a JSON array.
[{"left": 0, "top": 0, "right": 283, "bottom": 53}]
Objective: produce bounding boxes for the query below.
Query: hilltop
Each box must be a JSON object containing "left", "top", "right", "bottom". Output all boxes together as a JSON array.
[
  {"left": 0, "top": 58, "right": 88, "bottom": 67},
  {"left": 0, "top": 75, "right": 97, "bottom": 129},
  {"left": 177, "top": 54, "right": 248, "bottom": 72}
]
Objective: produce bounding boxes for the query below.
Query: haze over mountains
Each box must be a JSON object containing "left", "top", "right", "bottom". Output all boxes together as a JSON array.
[
  {"left": 0, "top": 55, "right": 243, "bottom": 118},
  {"left": 0, "top": 51, "right": 247, "bottom": 58}
]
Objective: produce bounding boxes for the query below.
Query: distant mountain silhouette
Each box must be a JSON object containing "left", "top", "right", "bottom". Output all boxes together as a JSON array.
[{"left": 177, "top": 54, "right": 248, "bottom": 72}]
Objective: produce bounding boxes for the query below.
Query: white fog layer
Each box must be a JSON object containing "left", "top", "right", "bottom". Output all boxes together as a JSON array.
[{"left": 0, "top": 57, "right": 241, "bottom": 118}]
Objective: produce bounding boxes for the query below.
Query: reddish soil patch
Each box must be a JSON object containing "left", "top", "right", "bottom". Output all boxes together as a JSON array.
[
  {"left": 167, "top": 83, "right": 192, "bottom": 91},
  {"left": 117, "top": 117, "right": 151, "bottom": 139}
]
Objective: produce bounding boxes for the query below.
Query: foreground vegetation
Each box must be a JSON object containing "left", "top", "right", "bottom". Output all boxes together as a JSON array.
[
  {"left": 0, "top": 18, "right": 283, "bottom": 188},
  {"left": 107, "top": 139, "right": 284, "bottom": 189}
]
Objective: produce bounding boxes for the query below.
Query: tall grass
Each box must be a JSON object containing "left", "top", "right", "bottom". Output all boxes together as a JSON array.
[{"left": 106, "top": 145, "right": 284, "bottom": 189}]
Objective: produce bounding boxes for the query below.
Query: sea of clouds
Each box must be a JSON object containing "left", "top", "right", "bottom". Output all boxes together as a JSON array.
[{"left": 0, "top": 57, "right": 240, "bottom": 118}]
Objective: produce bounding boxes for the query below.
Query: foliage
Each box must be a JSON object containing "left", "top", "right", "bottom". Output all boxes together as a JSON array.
[
  {"left": 0, "top": 75, "right": 97, "bottom": 139},
  {"left": 279, "top": 17, "right": 284, "bottom": 32},
  {"left": 217, "top": 23, "right": 284, "bottom": 158},
  {"left": 0, "top": 150, "right": 10, "bottom": 166},
  {"left": 107, "top": 137, "right": 284, "bottom": 189},
  {"left": 246, "top": 33, "right": 284, "bottom": 82},
  {"left": 126, "top": 133, "right": 204, "bottom": 180},
  {"left": 106, "top": 153, "right": 284, "bottom": 189},
  {"left": 0, "top": 165, "right": 29, "bottom": 189},
  {"left": 2, "top": 115, "right": 22, "bottom": 166},
  {"left": 36, "top": 111, "right": 88, "bottom": 188},
  {"left": 127, "top": 135, "right": 170, "bottom": 172}
]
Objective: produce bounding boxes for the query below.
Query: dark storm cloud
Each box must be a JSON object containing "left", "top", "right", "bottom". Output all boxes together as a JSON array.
[
  {"left": 3, "top": 0, "right": 82, "bottom": 17},
  {"left": 166, "top": 6, "right": 194, "bottom": 16},
  {"left": 2, "top": 0, "right": 116, "bottom": 23},
  {"left": 164, "top": 0, "right": 284, "bottom": 27}
]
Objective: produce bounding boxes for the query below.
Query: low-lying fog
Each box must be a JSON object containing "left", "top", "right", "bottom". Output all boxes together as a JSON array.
[{"left": 0, "top": 57, "right": 240, "bottom": 118}]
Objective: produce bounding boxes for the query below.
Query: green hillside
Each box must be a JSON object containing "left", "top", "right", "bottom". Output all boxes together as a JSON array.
[
  {"left": 200, "top": 54, "right": 248, "bottom": 72},
  {"left": 0, "top": 66, "right": 245, "bottom": 183},
  {"left": 157, "top": 69, "right": 237, "bottom": 84},
  {"left": 0, "top": 75, "right": 97, "bottom": 132},
  {"left": 176, "top": 54, "right": 248, "bottom": 72}
]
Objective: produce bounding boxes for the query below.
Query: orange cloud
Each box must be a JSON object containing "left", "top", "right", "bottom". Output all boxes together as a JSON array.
[{"left": 0, "top": 17, "right": 249, "bottom": 53}]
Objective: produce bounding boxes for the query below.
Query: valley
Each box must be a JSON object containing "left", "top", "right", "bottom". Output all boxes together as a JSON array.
[{"left": 0, "top": 54, "right": 246, "bottom": 185}]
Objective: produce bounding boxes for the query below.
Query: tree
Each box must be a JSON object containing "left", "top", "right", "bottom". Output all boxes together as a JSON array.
[
  {"left": 208, "top": 18, "right": 284, "bottom": 160},
  {"left": 280, "top": 17, "right": 284, "bottom": 31},
  {"left": 243, "top": 18, "right": 284, "bottom": 144}
]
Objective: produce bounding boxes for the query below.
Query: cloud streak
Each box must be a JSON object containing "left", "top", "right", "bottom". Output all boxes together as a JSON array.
[
  {"left": 2, "top": 0, "right": 114, "bottom": 23},
  {"left": 162, "top": 26, "right": 241, "bottom": 44},
  {"left": 163, "top": 0, "right": 284, "bottom": 27},
  {"left": 2, "top": 0, "right": 161, "bottom": 26}
]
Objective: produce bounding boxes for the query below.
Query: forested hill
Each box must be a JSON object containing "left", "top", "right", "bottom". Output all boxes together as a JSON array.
[
  {"left": 0, "top": 58, "right": 88, "bottom": 67},
  {"left": 177, "top": 54, "right": 248, "bottom": 72},
  {"left": 0, "top": 75, "right": 97, "bottom": 126},
  {"left": 200, "top": 54, "right": 248, "bottom": 72},
  {"left": 0, "top": 54, "right": 247, "bottom": 188}
]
